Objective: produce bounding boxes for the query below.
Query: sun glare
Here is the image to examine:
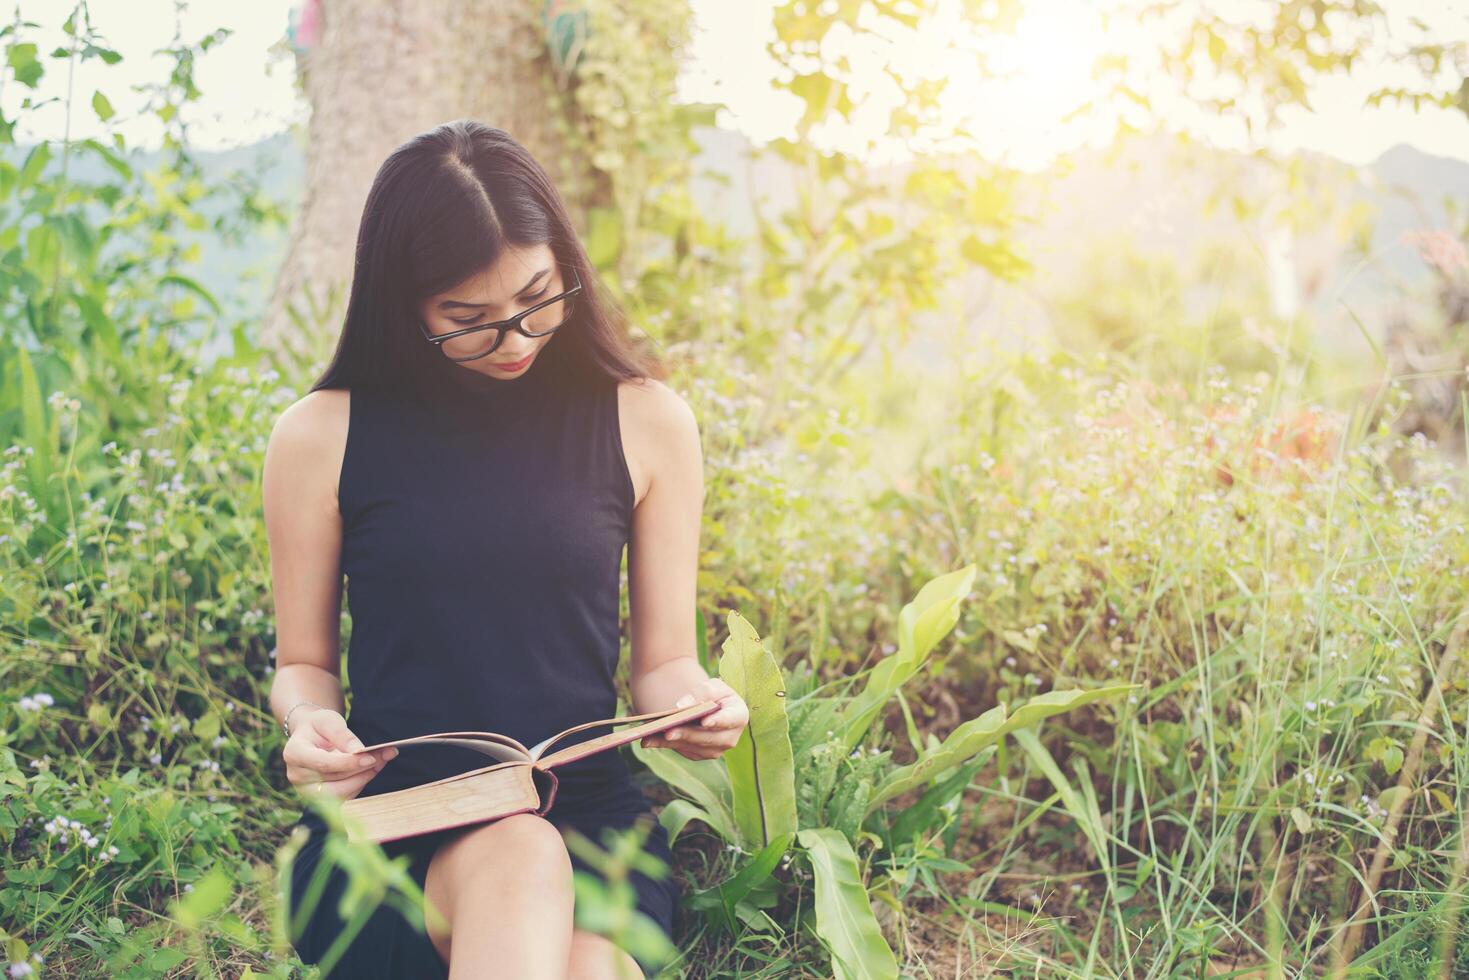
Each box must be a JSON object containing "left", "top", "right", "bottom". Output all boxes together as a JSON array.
[{"left": 949, "top": 0, "right": 1111, "bottom": 168}]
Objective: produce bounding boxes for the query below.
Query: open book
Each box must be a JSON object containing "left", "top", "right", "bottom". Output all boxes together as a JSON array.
[{"left": 336, "top": 699, "right": 723, "bottom": 844}]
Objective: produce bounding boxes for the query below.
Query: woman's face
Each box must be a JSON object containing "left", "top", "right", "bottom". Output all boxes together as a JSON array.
[{"left": 416, "top": 242, "right": 569, "bottom": 378}]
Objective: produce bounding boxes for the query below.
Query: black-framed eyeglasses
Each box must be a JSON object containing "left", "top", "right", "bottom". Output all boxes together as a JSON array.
[{"left": 418, "top": 266, "right": 583, "bottom": 363}]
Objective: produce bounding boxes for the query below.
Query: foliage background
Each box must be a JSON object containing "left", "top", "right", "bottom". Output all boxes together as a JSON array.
[{"left": 2, "top": 0, "right": 1468, "bottom": 977}]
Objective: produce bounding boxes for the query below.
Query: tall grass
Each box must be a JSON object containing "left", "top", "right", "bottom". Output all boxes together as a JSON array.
[{"left": 5, "top": 331, "right": 1466, "bottom": 977}]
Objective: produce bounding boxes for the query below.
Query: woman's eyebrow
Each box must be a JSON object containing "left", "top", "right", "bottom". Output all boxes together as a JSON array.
[{"left": 437, "top": 268, "right": 550, "bottom": 310}]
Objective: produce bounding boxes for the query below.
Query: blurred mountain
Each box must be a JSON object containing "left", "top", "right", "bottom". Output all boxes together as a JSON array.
[
  {"left": 1368, "top": 142, "right": 1469, "bottom": 285},
  {"left": 8, "top": 123, "right": 1463, "bottom": 359},
  {"left": 691, "top": 127, "right": 1468, "bottom": 354}
]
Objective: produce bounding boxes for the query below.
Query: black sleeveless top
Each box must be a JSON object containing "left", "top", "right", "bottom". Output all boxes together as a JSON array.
[{"left": 336, "top": 341, "right": 638, "bottom": 806}]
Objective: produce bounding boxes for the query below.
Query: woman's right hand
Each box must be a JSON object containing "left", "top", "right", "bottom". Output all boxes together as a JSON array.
[{"left": 282, "top": 706, "right": 400, "bottom": 801}]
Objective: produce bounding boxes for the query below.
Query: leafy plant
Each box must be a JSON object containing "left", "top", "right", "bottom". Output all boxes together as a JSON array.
[{"left": 633, "top": 567, "right": 1136, "bottom": 977}]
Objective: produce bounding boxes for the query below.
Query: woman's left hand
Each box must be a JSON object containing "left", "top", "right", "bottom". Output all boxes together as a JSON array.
[{"left": 640, "top": 678, "right": 749, "bottom": 761}]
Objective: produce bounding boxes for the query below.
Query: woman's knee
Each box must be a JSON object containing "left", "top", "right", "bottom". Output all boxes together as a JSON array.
[
  {"left": 568, "top": 929, "right": 645, "bottom": 980},
  {"left": 426, "top": 813, "right": 574, "bottom": 904}
]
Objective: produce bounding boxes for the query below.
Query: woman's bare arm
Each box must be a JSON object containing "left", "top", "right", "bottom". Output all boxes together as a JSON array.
[
  {"left": 622, "top": 378, "right": 709, "bottom": 712},
  {"left": 621, "top": 379, "right": 749, "bottom": 755},
  {"left": 263, "top": 389, "right": 352, "bottom": 731},
  {"left": 262, "top": 389, "right": 397, "bottom": 796}
]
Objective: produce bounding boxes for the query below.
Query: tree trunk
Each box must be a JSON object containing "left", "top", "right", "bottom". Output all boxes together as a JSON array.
[{"left": 261, "top": 0, "right": 608, "bottom": 369}]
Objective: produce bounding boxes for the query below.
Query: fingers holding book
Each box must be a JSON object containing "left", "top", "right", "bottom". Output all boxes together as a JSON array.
[
  {"left": 282, "top": 705, "right": 400, "bottom": 800},
  {"left": 638, "top": 683, "right": 750, "bottom": 761}
]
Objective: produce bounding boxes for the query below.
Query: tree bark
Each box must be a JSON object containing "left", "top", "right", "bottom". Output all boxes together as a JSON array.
[{"left": 261, "top": 0, "right": 606, "bottom": 368}]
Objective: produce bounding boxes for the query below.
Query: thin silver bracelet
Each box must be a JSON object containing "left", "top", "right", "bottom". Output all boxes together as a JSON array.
[{"left": 282, "top": 699, "right": 325, "bottom": 737}]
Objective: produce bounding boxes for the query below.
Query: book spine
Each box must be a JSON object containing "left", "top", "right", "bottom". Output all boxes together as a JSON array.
[{"left": 533, "top": 765, "right": 559, "bottom": 816}]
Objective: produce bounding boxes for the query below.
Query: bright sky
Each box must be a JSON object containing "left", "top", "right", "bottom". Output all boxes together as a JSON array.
[{"left": 6, "top": 0, "right": 1468, "bottom": 171}]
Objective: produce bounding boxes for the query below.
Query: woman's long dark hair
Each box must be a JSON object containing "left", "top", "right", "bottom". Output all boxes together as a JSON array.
[{"left": 308, "top": 119, "right": 663, "bottom": 399}]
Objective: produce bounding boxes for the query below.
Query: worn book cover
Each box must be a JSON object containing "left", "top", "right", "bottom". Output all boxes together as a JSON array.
[{"left": 337, "top": 699, "right": 722, "bottom": 844}]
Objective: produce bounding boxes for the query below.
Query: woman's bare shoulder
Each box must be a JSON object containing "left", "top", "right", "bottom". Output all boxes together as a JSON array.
[
  {"left": 615, "top": 377, "right": 700, "bottom": 508},
  {"left": 266, "top": 388, "right": 352, "bottom": 507},
  {"left": 616, "top": 376, "right": 695, "bottom": 431}
]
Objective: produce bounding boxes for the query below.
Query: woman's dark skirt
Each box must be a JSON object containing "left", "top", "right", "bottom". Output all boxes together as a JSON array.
[{"left": 282, "top": 782, "right": 679, "bottom": 978}]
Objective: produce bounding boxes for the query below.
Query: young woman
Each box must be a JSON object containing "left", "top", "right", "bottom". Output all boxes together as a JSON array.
[{"left": 263, "top": 119, "right": 749, "bottom": 979}]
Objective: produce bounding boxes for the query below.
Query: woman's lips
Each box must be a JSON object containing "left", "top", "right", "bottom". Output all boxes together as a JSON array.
[{"left": 494, "top": 352, "right": 532, "bottom": 371}]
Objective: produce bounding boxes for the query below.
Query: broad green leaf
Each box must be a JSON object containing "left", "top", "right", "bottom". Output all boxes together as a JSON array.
[
  {"left": 868, "top": 704, "right": 1005, "bottom": 814},
  {"left": 1005, "top": 684, "right": 1138, "bottom": 730},
  {"left": 887, "top": 748, "right": 995, "bottom": 843},
  {"left": 629, "top": 740, "right": 737, "bottom": 842},
  {"left": 867, "top": 685, "right": 1136, "bottom": 814},
  {"left": 656, "top": 797, "right": 709, "bottom": 846},
  {"left": 841, "top": 564, "right": 976, "bottom": 750},
  {"left": 797, "top": 827, "right": 899, "bottom": 980},
  {"left": 719, "top": 611, "right": 798, "bottom": 850}
]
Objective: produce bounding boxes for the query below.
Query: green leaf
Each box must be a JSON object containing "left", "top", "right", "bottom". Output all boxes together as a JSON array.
[
  {"left": 192, "top": 712, "right": 220, "bottom": 742},
  {"left": 840, "top": 565, "right": 976, "bottom": 751},
  {"left": 888, "top": 747, "right": 994, "bottom": 843},
  {"left": 630, "top": 740, "right": 737, "bottom": 842},
  {"left": 1011, "top": 728, "right": 1109, "bottom": 868},
  {"left": 14, "top": 343, "right": 53, "bottom": 512},
  {"left": 796, "top": 828, "right": 900, "bottom": 980},
  {"left": 657, "top": 797, "right": 710, "bottom": 846},
  {"left": 1378, "top": 786, "right": 1410, "bottom": 813},
  {"left": 7, "top": 43, "right": 42, "bottom": 88},
  {"left": 711, "top": 832, "right": 793, "bottom": 933},
  {"left": 719, "top": 611, "right": 798, "bottom": 850},
  {"left": 91, "top": 89, "right": 114, "bottom": 121},
  {"left": 788, "top": 71, "right": 836, "bottom": 130},
  {"left": 868, "top": 685, "right": 1136, "bottom": 815},
  {"left": 169, "top": 867, "right": 232, "bottom": 928},
  {"left": 86, "top": 702, "right": 112, "bottom": 730},
  {"left": 17, "top": 139, "right": 50, "bottom": 186},
  {"left": 156, "top": 273, "right": 221, "bottom": 314}
]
